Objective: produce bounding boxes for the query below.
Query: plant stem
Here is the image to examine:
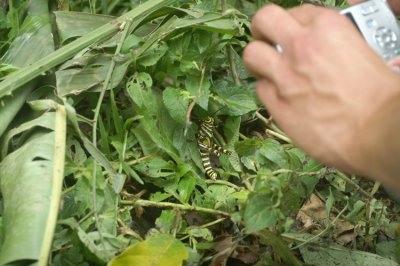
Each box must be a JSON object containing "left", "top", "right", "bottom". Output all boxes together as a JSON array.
[
  {"left": 291, "top": 201, "right": 349, "bottom": 250},
  {"left": 117, "top": 218, "right": 143, "bottom": 240},
  {"left": 221, "top": 0, "right": 227, "bottom": 12},
  {"left": 266, "top": 129, "right": 292, "bottom": 143},
  {"left": 205, "top": 179, "right": 241, "bottom": 190},
  {"left": 200, "top": 217, "right": 227, "bottom": 228},
  {"left": 227, "top": 45, "right": 241, "bottom": 86},
  {"left": 272, "top": 169, "right": 322, "bottom": 176},
  {"left": 0, "top": 0, "right": 177, "bottom": 98},
  {"left": 239, "top": 132, "right": 249, "bottom": 140},
  {"left": 255, "top": 111, "right": 283, "bottom": 133},
  {"left": 185, "top": 65, "right": 206, "bottom": 136},
  {"left": 336, "top": 171, "right": 373, "bottom": 199},
  {"left": 126, "top": 154, "right": 157, "bottom": 166},
  {"left": 91, "top": 18, "right": 132, "bottom": 248},
  {"left": 120, "top": 199, "right": 231, "bottom": 217}
]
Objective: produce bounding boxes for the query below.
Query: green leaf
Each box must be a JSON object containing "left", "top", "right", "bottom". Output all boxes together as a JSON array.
[
  {"left": 244, "top": 173, "right": 283, "bottom": 233},
  {"left": 126, "top": 72, "right": 153, "bottom": 109},
  {"left": 178, "top": 175, "right": 196, "bottom": 203},
  {"left": 0, "top": 107, "right": 66, "bottom": 265},
  {"left": 1, "top": 111, "right": 55, "bottom": 157},
  {"left": 134, "top": 157, "right": 176, "bottom": 178},
  {"left": 156, "top": 210, "right": 178, "bottom": 233},
  {"left": 108, "top": 234, "right": 189, "bottom": 266},
  {"left": 235, "top": 137, "right": 263, "bottom": 156},
  {"left": 258, "top": 139, "right": 290, "bottom": 169},
  {"left": 376, "top": 240, "right": 400, "bottom": 262},
  {"left": 258, "top": 230, "right": 302, "bottom": 266},
  {"left": 163, "top": 87, "right": 190, "bottom": 125},
  {"left": 2, "top": 8, "right": 54, "bottom": 67},
  {"left": 0, "top": 0, "right": 55, "bottom": 138},
  {"left": 121, "top": 34, "right": 143, "bottom": 53},
  {"left": 193, "top": 30, "right": 212, "bottom": 53},
  {"left": 132, "top": 124, "right": 162, "bottom": 155},
  {"left": 185, "top": 76, "right": 210, "bottom": 110},
  {"left": 56, "top": 53, "right": 131, "bottom": 96},
  {"left": 54, "top": 11, "right": 114, "bottom": 43},
  {"left": 150, "top": 192, "right": 173, "bottom": 202},
  {"left": 212, "top": 81, "right": 258, "bottom": 116},
  {"left": 300, "top": 245, "right": 399, "bottom": 266},
  {"left": 0, "top": 0, "right": 177, "bottom": 98},
  {"left": 325, "top": 188, "right": 335, "bottom": 224},
  {"left": 186, "top": 227, "right": 213, "bottom": 241},
  {"left": 244, "top": 189, "right": 282, "bottom": 233},
  {"left": 138, "top": 41, "right": 169, "bottom": 67}
]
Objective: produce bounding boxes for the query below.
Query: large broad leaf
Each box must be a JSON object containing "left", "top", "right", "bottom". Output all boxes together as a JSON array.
[
  {"left": 212, "top": 81, "right": 258, "bottom": 116},
  {"left": 258, "top": 231, "right": 302, "bottom": 266},
  {"left": 56, "top": 53, "right": 132, "bottom": 96},
  {"left": 243, "top": 172, "right": 284, "bottom": 233},
  {"left": 0, "top": 0, "right": 178, "bottom": 98},
  {"left": 108, "top": 234, "right": 189, "bottom": 266},
  {"left": 163, "top": 87, "right": 190, "bottom": 125},
  {"left": 0, "top": 107, "right": 66, "bottom": 265},
  {"left": 0, "top": 0, "right": 55, "bottom": 138},
  {"left": 54, "top": 11, "right": 114, "bottom": 43},
  {"left": 300, "top": 244, "right": 399, "bottom": 266},
  {"left": 243, "top": 189, "right": 282, "bottom": 233}
]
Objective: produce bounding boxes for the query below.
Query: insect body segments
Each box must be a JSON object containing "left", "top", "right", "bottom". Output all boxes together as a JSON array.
[{"left": 196, "top": 117, "right": 230, "bottom": 180}]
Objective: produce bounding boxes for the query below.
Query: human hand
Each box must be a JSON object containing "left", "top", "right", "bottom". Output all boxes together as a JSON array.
[{"left": 243, "top": 4, "right": 400, "bottom": 188}]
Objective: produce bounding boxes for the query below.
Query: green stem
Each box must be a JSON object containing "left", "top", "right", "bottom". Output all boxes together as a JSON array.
[
  {"left": 0, "top": 0, "right": 177, "bottom": 98},
  {"left": 227, "top": 45, "right": 241, "bottom": 86},
  {"left": 272, "top": 169, "right": 322, "bottom": 176},
  {"left": 336, "top": 171, "right": 372, "bottom": 199},
  {"left": 126, "top": 154, "right": 157, "bottom": 166},
  {"left": 266, "top": 129, "right": 292, "bottom": 143},
  {"left": 120, "top": 199, "right": 231, "bottom": 217},
  {"left": 200, "top": 217, "right": 226, "bottom": 228},
  {"left": 255, "top": 111, "right": 283, "bottom": 133},
  {"left": 205, "top": 179, "right": 241, "bottom": 190},
  {"left": 291, "top": 202, "right": 349, "bottom": 250},
  {"left": 239, "top": 132, "right": 249, "bottom": 140},
  {"left": 91, "top": 18, "right": 132, "bottom": 248}
]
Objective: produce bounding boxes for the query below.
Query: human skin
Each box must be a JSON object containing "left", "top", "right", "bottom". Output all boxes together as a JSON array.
[{"left": 243, "top": 4, "right": 400, "bottom": 189}]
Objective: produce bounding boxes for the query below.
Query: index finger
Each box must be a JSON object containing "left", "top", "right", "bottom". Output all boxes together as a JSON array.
[
  {"left": 287, "top": 4, "right": 322, "bottom": 25},
  {"left": 251, "top": 4, "right": 303, "bottom": 47}
]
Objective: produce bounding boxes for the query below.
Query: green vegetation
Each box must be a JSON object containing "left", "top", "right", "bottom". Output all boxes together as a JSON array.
[{"left": 0, "top": 0, "right": 399, "bottom": 265}]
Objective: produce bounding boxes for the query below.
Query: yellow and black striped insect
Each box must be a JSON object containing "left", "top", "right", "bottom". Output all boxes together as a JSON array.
[{"left": 196, "top": 117, "right": 230, "bottom": 180}]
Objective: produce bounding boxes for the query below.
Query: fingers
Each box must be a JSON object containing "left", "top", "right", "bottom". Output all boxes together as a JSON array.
[
  {"left": 347, "top": 0, "right": 362, "bottom": 5},
  {"left": 387, "top": 0, "right": 400, "bottom": 15},
  {"left": 251, "top": 4, "right": 303, "bottom": 48},
  {"left": 255, "top": 80, "right": 295, "bottom": 135},
  {"left": 243, "top": 40, "right": 286, "bottom": 82},
  {"left": 287, "top": 4, "right": 321, "bottom": 25},
  {"left": 387, "top": 56, "right": 400, "bottom": 72}
]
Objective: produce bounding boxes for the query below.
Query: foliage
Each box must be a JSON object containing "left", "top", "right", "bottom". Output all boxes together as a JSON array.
[{"left": 0, "top": 0, "right": 399, "bottom": 265}]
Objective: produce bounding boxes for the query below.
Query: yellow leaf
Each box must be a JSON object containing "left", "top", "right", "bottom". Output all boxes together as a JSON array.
[{"left": 108, "top": 234, "right": 188, "bottom": 266}]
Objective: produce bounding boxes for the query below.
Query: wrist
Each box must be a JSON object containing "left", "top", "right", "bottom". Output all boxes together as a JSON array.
[{"left": 351, "top": 73, "right": 400, "bottom": 189}]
